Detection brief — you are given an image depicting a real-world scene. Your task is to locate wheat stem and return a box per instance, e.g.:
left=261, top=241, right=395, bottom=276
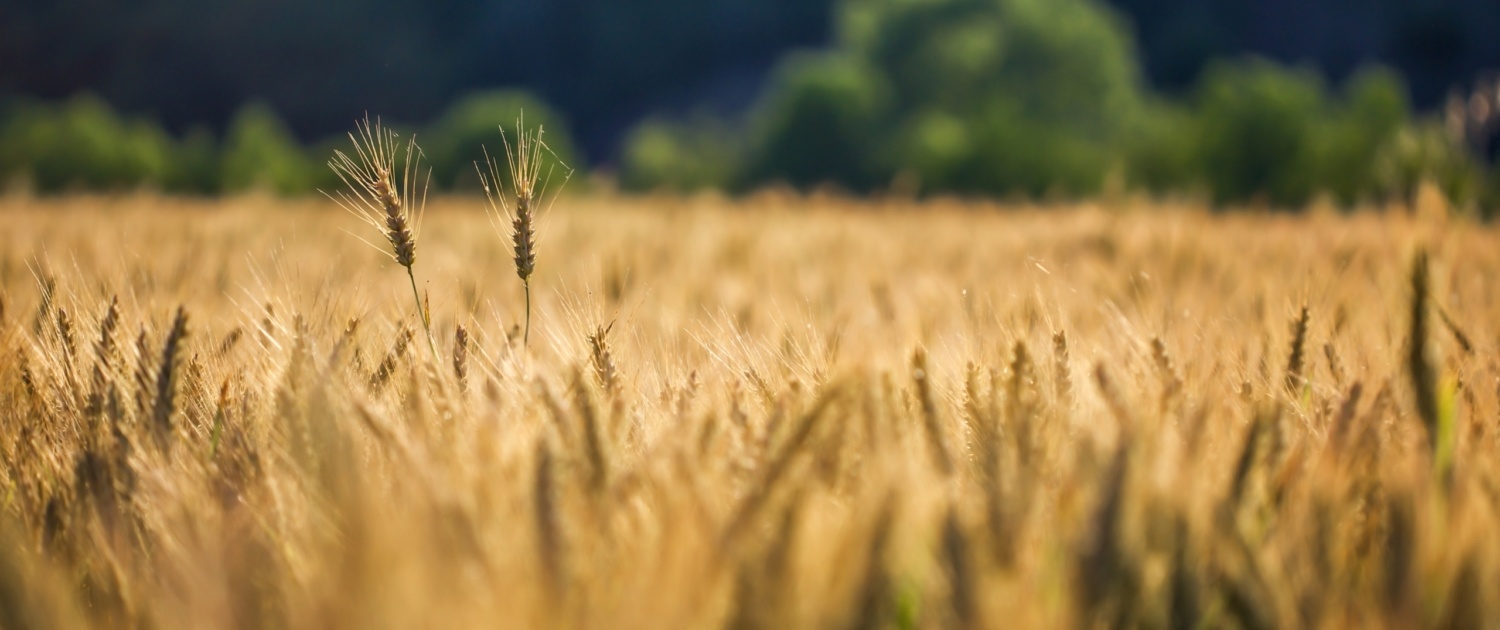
left=325, top=115, right=435, bottom=359
left=407, top=266, right=437, bottom=359
left=476, top=114, right=571, bottom=351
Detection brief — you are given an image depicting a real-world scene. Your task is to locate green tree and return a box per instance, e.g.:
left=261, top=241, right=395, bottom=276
left=619, top=116, right=742, bottom=193
left=166, top=125, right=222, bottom=195
left=744, top=53, right=893, bottom=191
left=1123, top=99, right=1200, bottom=196
left=0, top=95, right=175, bottom=192
left=220, top=103, right=315, bottom=195
left=744, top=0, right=1149, bottom=196
left=1193, top=61, right=1328, bottom=207
left=1318, top=68, right=1409, bottom=206
left=424, top=91, right=582, bottom=192
left=1372, top=124, right=1481, bottom=210
left=849, top=0, right=1143, bottom=140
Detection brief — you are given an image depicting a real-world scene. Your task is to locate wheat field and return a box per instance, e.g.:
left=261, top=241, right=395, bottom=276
left=0, top=191, right=1496, bottom=629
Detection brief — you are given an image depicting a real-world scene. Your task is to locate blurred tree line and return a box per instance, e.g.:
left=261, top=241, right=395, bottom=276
left=0, top=0, right=829, bottom=161
left=6, top=0, right=1497, bottom=146
left=1108, top=0, right=1500, bottom=108
left=0, top=91, right=576, bottom=197
left=2, top=0, right=1497, bottom=214
left=621, top=0, right=1498, bottom=214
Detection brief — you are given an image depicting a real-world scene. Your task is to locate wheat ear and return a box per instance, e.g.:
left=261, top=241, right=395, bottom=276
left=326, top=115, right=437, bottom=359
left=152, top=307, right=188, bottom=452
left=1284, top=305, right=1310, bottom=397
left=477, top=114, right=570, bottom=348
left=1407, top=250, right=1441, bottom=465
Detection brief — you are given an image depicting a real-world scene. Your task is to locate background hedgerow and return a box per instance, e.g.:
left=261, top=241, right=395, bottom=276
left=6, top=0, right=1500, bottom=215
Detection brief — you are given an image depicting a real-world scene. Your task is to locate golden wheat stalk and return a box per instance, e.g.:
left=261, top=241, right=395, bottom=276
left=85, top=296, right=120, bottom=421
left=586, top=322, right=618, bottom=396
left=912, top=348, right=955, bottom=476
left=453, top=325, right=469, bottom=393
left=477, top=114, right=570, bottom=348
left=326, top=115, right=437, bottom=359
left=1284, top=305, right=1310, bottom=398
left=152, top=306, right=188, bottom=452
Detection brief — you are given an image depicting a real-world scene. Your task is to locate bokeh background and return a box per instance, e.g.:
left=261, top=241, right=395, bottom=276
left=2, top=0, right=1499, bottom=211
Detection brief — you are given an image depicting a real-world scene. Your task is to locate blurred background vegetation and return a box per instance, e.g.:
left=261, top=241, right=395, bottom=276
left=2, top=0, right=1499, bottom=214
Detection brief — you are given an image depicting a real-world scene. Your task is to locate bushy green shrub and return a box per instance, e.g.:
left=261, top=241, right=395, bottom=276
left=0, top=96, right=316, bottom=196
left=0, top=91, right=583, bottom=197
left=852, top=0, right=1144, bottom=139
left=726, top=0, right=1439, bottom=209
left=1317, top=69, right=1409, bottom=205
left=1372, top=123, right=1482, bottom=209
left=0, top=95, right=177, bottom=192
left=0, top=3, right=1465, bottom=212
left=1192, top=61, right=1327, bottom=207
left=744, top=53, right=894, bottom=191
left=220, top=103, right=316, bottom=195
left=741, top=0, right=1148, bottom=196
left=166, top=126, right=222, bottom=194
left=1122, top=100, right=1201, bottom=196
left=619, top=116, right=742, bottom=192
left=1179, top=60, right=1418, bottom=209
left=424, top=91, right=582, bottom=192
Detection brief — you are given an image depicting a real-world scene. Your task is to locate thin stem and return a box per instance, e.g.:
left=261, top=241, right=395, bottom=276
left=408, top=266, right=438, bottom=359
left=523, top=280, right=532, bottom=348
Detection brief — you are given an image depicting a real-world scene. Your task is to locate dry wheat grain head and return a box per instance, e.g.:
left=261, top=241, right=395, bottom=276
left=477, top=114, right=572, bottom=347
left=326, top=116, right=428, bottom=270
left=326, top=115, right=437, bottom=355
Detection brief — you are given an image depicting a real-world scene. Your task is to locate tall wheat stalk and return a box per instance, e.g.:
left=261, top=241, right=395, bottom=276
left=477, top=114, right=569, bottom=348
left=327, top=115, right=437, bottom=359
